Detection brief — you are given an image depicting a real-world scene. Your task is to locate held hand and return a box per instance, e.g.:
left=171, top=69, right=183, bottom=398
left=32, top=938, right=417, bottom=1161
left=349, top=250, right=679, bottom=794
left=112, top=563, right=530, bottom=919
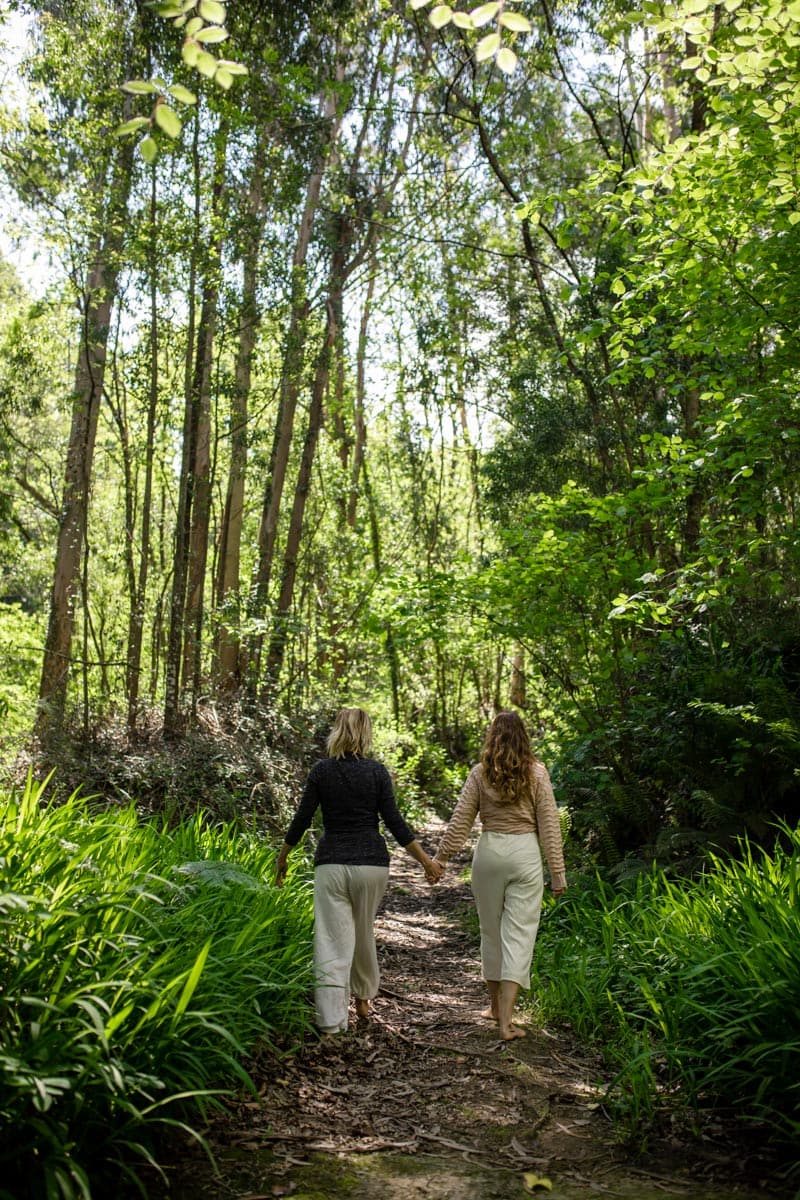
left=275, top=861, right=287, bottom=889
left=425, top=858, right=445, bottom=884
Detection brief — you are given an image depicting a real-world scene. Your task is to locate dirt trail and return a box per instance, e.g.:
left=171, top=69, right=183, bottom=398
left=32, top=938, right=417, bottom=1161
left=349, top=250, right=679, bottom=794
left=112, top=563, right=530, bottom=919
left=162, top=842, right=788, bottom=1200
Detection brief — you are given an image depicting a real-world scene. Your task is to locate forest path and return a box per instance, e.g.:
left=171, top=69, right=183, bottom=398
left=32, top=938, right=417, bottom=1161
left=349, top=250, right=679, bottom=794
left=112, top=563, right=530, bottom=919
left=164, top=835, right=780, bottom=1200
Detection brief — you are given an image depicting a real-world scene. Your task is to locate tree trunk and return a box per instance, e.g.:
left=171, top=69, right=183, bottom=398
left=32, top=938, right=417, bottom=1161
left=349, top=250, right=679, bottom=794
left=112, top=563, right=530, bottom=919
left=247, top=84, right=343, bottom=688
left=36, top=141, right=134, bottom=740
left=164, top=117, right=226, bottom=733
left=264, top=289, right=340, bottom=688
left=182, top=133, right=226, bottom=712
left=346, top=265, right=376, bottom=529
left=164, top=116, right=202, bottom=736
left=215, top=132, right=269, bottom=691
left=127, top=163, right=159, bottom=737
left=510, top=648, right=526, bottom=709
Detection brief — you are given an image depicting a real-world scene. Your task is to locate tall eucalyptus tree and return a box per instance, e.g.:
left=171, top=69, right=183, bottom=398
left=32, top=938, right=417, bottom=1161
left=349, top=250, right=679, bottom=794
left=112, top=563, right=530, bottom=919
left=1, top=1, right=150, bottom=740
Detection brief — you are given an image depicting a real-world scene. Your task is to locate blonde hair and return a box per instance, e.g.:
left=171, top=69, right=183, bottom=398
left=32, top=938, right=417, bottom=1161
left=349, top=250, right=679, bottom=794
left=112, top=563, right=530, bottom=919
left=481, top=711, right=535, bottom=806
left=326, top=707, right=373, bottom=758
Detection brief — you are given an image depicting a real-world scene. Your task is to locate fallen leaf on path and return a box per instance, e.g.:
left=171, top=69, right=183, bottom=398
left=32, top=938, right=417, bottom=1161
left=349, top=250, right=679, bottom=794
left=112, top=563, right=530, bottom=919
left=523, top=1173, right=553, bottom=1192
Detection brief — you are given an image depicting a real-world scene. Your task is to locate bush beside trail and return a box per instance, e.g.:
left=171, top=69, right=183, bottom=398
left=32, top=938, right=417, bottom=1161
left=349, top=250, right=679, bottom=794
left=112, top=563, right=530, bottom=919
left=0, top=775, right=314, bottom=1200
left=530, top=824, right=800, bottom=1168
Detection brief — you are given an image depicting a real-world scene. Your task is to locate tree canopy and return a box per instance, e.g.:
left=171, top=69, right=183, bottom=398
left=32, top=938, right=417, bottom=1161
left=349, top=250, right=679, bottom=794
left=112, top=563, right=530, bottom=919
left=0, top=0, right=799, bottom=866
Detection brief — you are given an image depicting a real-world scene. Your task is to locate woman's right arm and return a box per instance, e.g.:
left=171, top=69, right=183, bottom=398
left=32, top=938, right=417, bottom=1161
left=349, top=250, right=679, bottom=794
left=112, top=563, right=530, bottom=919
left=433, top=768, right=480, bottom=868
left=275, top=769, right=320, bottom=887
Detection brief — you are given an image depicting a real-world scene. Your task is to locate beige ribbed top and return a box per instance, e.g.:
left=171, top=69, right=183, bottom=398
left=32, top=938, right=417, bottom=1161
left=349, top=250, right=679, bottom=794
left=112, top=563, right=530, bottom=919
left=435, top=761, right=567, bottom=892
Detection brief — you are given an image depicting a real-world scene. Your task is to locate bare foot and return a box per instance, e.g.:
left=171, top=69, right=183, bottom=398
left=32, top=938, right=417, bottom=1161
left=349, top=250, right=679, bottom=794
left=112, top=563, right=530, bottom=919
left=480, top=1006, right=499, bottom=1022
left=499, top=1024, right=527, bottom=1041
left=355, top=998, right=370, bottom=1022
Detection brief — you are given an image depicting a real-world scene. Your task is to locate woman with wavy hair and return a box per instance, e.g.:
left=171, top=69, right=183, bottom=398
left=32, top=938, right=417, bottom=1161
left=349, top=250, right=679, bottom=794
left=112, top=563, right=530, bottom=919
left=433, top=711, right=566, bottom=1040
left=276, top=707, right=440, bottom=1035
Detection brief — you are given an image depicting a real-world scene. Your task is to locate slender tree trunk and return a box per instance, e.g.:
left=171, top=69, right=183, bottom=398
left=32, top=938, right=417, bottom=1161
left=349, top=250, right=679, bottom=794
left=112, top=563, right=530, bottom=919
left=215, top=132, right=269, bottom=691
left=346, top=265, right=376, bottom=529
left=265, top=288, right=340, bottom=688
left=247, top=85, right=343, bottom=688
left=36, top=142, right=135, bottom=740
left=164, top=115, right=202, bottom=736
left=127, top=163, right=159, bottom=736
left=510, top=648, right=526, bottom=708
left=182, top=122, right=227, bottom=713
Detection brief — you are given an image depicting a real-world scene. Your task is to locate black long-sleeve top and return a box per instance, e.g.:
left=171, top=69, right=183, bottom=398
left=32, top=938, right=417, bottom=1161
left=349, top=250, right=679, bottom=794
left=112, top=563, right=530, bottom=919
left=283, top=754, right=416, bottom=867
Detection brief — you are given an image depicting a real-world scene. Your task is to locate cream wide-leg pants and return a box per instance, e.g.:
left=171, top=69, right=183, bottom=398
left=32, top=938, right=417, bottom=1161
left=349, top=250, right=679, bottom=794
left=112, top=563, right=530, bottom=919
left=470, top=831, right=544, bottom=989
left=313, top=863, right=390, bottom=1033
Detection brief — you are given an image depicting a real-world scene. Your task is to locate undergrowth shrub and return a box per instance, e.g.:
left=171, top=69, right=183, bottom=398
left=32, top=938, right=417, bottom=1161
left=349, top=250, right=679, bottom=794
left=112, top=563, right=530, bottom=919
left=530, top=824, right=800, bottom=1166
left=375, top=724, right=471, bottom=822
left=0, top=602, right=43, bottom=760
left=556, top=607, right=800, bottom=872
left=0, top=775, right=314, bottom=1199
left=19, top=702, right=318, bottom=828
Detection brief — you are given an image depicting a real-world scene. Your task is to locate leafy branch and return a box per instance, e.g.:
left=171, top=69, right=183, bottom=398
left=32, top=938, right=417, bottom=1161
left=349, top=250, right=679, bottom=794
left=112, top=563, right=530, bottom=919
left=116, top=0, right=247, bottom=162
left=410, top=0, right=532, bottom=74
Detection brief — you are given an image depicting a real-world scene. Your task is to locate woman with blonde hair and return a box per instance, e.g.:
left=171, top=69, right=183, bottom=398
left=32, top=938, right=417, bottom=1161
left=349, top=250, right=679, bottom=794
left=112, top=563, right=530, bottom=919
left=433, top=711, right=566, bottom=1041
left=276, top=707, right=440, bottom=1034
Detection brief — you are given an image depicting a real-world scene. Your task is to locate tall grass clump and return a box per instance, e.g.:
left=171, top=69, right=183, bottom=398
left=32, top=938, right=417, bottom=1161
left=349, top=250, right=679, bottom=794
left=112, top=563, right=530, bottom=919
left=0, top=775, right=314, bottom=1199
left=530, top=824, right=800, bottom=1160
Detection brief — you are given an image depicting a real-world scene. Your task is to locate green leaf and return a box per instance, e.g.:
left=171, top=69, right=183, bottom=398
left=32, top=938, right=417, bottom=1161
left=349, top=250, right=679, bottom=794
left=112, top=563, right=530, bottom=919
left=195, top=25, right=229, bottom=42
left=182, top=41, right=201, bottom=66
left=195, top=50, right=218, bottom=75
left=495, top=46, right=518, bottom=72
left=174, top=939, right=212, bottom=1018
left=139, top=136, right=158, bottom=164
left=409, top=0, right=431, bottom=8
left=154, top=3, right=184, bottom=15
left=185, top=16, right=204, bottom=35
left=154, top=103, right=182, bottom=138
left=429, top=4, right=453, bottom=27
left=214, top=67, right=233, bottom=89
left=198, top=0, right=226, bottom=20
left=115, top=117, right=150, bottom=136
left=475, top=31, right=501, bottom=60
left=452, top=11, right=474, bottom=27
left=167, top=84, right=197, bottom=104
left=471, top=1, right=501, bottom=26
left=498, top=10, right=532, bottom=32
left=122, top=80, right=158, bottom=94
left=610, top=276, right=626, bottom=296
left=216, top=58, right=248, bottom=75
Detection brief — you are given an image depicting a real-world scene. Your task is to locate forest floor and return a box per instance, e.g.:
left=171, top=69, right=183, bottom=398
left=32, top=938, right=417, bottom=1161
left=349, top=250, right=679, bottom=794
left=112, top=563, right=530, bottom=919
left=156, top=832, right=793, bottom=1200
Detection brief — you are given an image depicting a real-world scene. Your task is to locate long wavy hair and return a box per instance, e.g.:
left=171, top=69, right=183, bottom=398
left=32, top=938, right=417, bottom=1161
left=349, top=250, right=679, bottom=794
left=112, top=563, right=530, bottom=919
left=481, top=711, right=536, bottom=806
left=326, top=707, right=373, bottom=758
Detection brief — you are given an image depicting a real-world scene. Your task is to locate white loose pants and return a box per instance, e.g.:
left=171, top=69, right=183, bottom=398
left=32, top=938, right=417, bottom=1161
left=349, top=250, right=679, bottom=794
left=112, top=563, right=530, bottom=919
left=313, top=864, right=389, bottom=1033
left=470, top=831, right=544, bottom=989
